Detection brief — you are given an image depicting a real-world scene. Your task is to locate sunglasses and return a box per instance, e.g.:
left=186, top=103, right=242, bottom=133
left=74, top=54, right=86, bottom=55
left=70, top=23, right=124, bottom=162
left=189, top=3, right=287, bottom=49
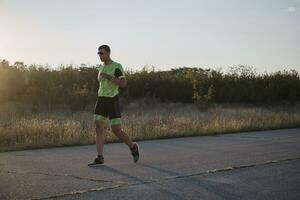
left=98, top=52, right=104, bottom=55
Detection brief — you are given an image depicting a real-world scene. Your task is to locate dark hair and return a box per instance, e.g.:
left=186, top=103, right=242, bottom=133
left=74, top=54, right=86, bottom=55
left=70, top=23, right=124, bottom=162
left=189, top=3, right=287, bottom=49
left=98, top=45, right=111, bottom=53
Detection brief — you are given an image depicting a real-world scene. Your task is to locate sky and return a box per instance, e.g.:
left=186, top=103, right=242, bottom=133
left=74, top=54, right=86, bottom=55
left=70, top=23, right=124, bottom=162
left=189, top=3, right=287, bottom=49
left=0, top=0, right=300, bottom=73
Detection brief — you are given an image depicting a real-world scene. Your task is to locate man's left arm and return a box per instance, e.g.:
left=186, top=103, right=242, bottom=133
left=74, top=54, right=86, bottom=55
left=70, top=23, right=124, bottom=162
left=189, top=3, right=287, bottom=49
left=100, top=68, right=127, bottom=88
left=109, top=76, right=127, bottom=88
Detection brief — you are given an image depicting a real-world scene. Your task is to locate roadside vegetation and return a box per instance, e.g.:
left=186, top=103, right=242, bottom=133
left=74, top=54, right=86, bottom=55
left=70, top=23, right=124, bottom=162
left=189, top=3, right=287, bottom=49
left=1, top=60, right=299, bottom=151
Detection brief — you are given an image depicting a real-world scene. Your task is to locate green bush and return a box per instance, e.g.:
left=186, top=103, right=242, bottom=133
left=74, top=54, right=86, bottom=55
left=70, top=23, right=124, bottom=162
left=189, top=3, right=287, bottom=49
left=1, top=60, right=299, bottom=110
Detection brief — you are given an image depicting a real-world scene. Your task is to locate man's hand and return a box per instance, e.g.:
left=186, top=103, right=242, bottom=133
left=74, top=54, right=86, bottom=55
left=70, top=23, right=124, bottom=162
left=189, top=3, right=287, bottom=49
left=100, top=73, right=113, bottom=81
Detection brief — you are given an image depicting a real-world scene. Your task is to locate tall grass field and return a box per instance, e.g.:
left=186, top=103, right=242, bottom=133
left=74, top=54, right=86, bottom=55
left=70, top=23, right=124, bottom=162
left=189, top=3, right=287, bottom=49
left=1, top=101, right=299, bottom=152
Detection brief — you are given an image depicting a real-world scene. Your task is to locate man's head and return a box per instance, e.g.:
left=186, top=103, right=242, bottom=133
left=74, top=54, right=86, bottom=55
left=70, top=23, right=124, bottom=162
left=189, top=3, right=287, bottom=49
left=98, top=45, right=111, bottom=62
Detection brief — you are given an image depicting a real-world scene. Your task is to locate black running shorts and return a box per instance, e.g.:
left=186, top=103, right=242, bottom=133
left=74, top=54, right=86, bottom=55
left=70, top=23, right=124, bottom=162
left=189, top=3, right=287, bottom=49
left=94, top=95, right=122, bottom=125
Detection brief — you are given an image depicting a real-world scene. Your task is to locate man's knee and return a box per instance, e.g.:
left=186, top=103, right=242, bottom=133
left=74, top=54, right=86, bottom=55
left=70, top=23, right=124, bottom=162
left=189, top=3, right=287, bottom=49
left=95, top=121, right=105, bottom=134
left=111, top=125, right=122, bottom=135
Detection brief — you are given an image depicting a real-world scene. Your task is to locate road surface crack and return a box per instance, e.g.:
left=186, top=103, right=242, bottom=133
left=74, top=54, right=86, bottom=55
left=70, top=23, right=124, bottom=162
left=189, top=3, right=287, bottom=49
left=31, top=156, right=300, bottom=200
left=0, top=170, right=129, bottom=185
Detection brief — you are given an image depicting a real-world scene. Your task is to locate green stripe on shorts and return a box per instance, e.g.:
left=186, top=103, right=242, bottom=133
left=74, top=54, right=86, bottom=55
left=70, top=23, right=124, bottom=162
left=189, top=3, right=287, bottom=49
left=94, top=114, right=108, bottom=123
left=109, top=118, right=122, bottom=126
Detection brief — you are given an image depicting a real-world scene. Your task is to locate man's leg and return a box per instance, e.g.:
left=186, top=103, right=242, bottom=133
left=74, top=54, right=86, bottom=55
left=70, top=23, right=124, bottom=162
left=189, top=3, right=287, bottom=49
left=95, top=120, right=106, bottom=156
left=111, top=124, right=134, bottom=148
left=110, top=119, right=140, bottom=163
left=111, top=124, right=140, bottom=163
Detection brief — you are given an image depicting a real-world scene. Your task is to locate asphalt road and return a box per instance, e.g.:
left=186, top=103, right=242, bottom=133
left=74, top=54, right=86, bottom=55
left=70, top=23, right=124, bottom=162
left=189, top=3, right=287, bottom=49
left=0, top=128, right=299, bottom=200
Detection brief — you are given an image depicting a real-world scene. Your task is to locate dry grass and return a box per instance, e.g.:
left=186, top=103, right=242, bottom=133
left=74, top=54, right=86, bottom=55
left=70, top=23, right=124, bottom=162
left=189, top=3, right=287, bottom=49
left=1, top=102, right=300, bottom=152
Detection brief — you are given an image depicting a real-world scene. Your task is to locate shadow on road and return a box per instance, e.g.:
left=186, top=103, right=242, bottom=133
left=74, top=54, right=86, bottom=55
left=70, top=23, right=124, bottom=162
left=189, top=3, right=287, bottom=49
left=90, top=164, right=186, bottom=200
left=137, top=163, right=238, bottom=199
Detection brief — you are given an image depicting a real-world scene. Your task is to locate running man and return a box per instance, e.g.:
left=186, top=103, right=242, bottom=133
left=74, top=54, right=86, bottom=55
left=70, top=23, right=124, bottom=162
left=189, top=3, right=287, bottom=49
left=88, top=45, right=139, bottom=166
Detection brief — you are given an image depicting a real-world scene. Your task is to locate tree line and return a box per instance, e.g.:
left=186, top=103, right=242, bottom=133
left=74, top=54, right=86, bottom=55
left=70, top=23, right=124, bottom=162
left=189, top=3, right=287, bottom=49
left=1, top=60, right=299, bottom=111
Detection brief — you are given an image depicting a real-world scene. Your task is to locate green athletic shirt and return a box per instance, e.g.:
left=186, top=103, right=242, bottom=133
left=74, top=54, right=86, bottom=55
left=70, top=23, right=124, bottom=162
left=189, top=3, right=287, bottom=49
left=97, top=61, right=126, bottom=97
